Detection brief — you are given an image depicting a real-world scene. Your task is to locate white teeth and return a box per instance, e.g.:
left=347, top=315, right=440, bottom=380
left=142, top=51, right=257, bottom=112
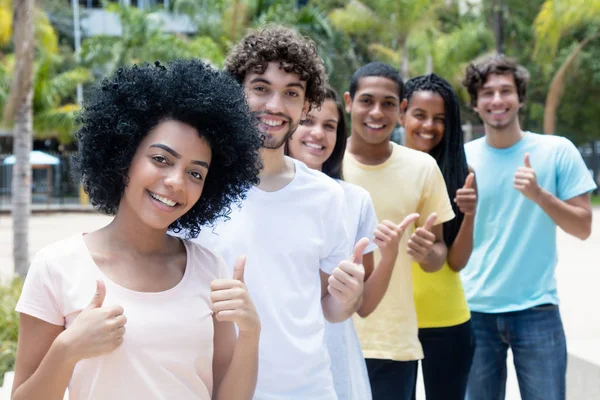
left=262, top=119, right=284, bottom=127
left=418, top=133, right=435, bottom=140
left=149, top=192, right=176, bottom=207
left=305, top=142, right=324, bottom=150
left=366, top=123, right=384, bottom=129
left=490, top=110, right=506, bottom=115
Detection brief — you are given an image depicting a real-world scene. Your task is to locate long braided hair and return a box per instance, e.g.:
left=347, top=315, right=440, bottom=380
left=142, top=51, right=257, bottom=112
left=404, top=74, right=469, bottom=247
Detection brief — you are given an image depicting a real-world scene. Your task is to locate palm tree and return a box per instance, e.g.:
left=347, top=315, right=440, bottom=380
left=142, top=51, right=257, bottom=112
left=81, top=3, right=225, bottom=74
left=329, top=0, right=443, bottom=79
left=3, top=0, right=35, bottom=277
left=533, top=0, right=600, bottom=134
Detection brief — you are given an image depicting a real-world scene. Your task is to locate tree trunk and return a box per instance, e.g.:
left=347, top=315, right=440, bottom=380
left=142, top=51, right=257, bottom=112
left=8, top=0, right=35, bottom=277
left=543, top=34, right=599, bottom=135
left=12, top=89, right=33, bottom=277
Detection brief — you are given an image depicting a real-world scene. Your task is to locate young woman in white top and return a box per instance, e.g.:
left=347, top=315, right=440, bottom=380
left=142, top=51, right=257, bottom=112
left=286, top=86, right=418, bottom=400
left=12, top=60, right=262, bottom=400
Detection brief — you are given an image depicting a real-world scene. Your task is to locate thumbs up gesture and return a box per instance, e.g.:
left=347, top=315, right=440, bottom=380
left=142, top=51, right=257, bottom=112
left=210, top=256, right=260, bottom=337
left=407, top=213, right=438, bottom=263
left=455, top=172, right=478, bottom=216
left=60, top=280, right=127, bottom=362
left=514, top=153, right=541, bottom=200
left=374, top=213, right=420, bottom=262
left=328, top=238, right=370, bottom=305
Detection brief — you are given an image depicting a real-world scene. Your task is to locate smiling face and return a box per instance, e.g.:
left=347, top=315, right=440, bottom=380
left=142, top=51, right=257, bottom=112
left=344, top=76, right=402, bottom=146
left=243, top=61, right=309, bottom=150
left=120, top=119, right=212, bottom=231
left=287, top=99, right=339, bottom=171
left=474, top=73, right=523, bottom=131
left=402, top=90, right=446, bottom=153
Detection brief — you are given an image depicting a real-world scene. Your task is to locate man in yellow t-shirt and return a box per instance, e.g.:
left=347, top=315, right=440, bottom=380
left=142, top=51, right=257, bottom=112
left=342, top=62, right=455, bottom=400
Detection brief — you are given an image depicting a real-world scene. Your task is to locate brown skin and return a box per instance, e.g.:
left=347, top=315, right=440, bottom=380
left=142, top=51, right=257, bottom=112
left=12, top=121, right=260, bottom=400
left=402, top=91, right=478, bottom=272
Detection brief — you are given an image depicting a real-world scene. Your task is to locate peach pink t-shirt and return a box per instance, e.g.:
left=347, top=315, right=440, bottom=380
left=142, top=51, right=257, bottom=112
left=16, top=234, right=229, bottom=400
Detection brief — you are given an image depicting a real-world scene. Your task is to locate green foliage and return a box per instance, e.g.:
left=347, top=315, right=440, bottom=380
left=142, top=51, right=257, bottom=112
left=81, top=3, right=225, bottom=75
left=0, top=278, right=23, bottom=388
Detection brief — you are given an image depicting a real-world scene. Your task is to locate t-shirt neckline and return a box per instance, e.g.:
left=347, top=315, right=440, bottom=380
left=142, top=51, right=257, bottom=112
left=78, top=234, right=191, bottom=298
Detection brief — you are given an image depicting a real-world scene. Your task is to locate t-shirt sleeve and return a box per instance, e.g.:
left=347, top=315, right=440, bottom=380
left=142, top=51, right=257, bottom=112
left=418, top=159, right=456, bottom=227
left=320, top=190, right=352, bottom=275
left=15, top=254, right=64, bottom=326
left=357, top=192, right=379, bottom=254
left=556, top=138, right=597, bottom=201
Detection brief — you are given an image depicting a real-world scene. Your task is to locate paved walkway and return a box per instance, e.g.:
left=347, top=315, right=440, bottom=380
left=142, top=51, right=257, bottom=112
left=1, top=209, right=599, bottom=399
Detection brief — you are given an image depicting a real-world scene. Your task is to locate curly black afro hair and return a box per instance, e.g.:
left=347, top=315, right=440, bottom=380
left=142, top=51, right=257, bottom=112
left=74, top=59, right=262, bottom=238
left=225, top=24, right=327, bottom=110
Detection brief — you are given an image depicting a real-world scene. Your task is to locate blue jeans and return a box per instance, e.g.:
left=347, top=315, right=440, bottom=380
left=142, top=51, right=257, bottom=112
left=366, top=358, right=417, bottom=400
left=466, top=304, right=567, bottom=400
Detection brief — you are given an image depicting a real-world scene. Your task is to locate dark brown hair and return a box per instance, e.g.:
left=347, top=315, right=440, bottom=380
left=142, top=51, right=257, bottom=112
left=225, top=25, right=327, bottom=110
left=463, top=55, right=530, bottom=107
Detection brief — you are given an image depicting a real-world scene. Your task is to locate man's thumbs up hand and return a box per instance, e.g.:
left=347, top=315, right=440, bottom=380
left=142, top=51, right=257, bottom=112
left=514, top=152, right=541, bottom=200
left=407, top=213, right=438, bottom=263
left=328, top=238, right=369, bottom=305
left=374, top=213, right=420, bottom=262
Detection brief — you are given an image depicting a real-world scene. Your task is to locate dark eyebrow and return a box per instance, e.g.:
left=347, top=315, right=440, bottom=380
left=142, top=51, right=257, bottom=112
left=150, top=143, right=210, bottom=168
left=249, top=77, right=306, bottom=90
left=359, top=93, right=399, bottom=101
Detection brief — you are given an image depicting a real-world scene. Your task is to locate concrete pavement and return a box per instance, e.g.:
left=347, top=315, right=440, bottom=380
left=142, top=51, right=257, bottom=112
left=1, top=209, right=599, bottom=399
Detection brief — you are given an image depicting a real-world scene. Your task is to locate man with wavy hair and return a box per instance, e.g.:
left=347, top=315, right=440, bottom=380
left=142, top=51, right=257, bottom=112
left=461, top=55, right=596, bottom=400
left=194, top=25, right=368, bottom=399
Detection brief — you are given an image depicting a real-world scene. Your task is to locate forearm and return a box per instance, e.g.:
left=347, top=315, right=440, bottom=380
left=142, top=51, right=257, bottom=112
left=322, top=292, right=361, bottom=323
left=533, top=189, right=592, bottom=239
left=418, top=241, right=447, bottom=273
left=215, top=333, right=260, bottom=400
left=12, top=334, right=76, bottom=400
left=357, top=254, right=396, bottom=317
left=447, top=215, right=474, bottom=272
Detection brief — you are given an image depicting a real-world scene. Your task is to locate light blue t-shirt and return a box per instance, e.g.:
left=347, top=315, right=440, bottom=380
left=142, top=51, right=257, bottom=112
left=462, top=132, right=597, bottom=313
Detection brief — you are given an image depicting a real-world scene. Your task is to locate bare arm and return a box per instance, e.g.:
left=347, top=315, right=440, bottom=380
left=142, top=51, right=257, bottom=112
left=447, top=215, right=474, bottom=272
left=448, top=171, right=477, bottom=272
left=212, top=320, right=259, bottom=400
left=358, top=215, right=419, bottom=318
left=514, top=154, right=592, bottom=240
left=11, top=314, right=74, bottom=400
left=357, top=251, right=395, bottom=318
left=532, top=191, right=592, bottom=240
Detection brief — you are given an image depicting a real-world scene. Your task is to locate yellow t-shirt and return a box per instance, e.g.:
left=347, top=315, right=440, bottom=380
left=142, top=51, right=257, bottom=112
left=413, top=261, right=470, bottom=328
left=344, top=143, right=455, bottom=361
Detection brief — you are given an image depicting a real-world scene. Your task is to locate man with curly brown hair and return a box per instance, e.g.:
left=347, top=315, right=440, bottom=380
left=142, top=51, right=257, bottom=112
left=461, top=55, right=596, bottom=400
left=194, top=25, right=368, bottom=399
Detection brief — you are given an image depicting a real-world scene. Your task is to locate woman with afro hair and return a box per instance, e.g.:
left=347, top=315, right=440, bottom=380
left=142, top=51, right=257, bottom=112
left=11, top=59, right=263, bottom=400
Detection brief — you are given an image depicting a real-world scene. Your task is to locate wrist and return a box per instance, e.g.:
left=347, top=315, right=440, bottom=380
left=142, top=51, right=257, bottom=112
left=55, top=331, right=80, bottom=367
left=238, top=327, right=261, bottom=341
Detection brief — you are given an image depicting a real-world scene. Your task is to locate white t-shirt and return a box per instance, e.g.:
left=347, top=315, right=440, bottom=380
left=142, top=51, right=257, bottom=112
left=195, top=158, right=350, bottom=400
left=16, top=235, right=228, bottom=400
left=325, top=180, right=377, bottom=400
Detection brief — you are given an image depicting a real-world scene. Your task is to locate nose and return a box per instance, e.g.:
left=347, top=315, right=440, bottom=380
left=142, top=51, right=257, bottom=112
left=163, top=168, right=185, bottom=192
left=492, top=90, right=502, bottom=104
left=369, top=103, right=384, bottom=119
left=265, top=92, right=284, bottom=114
left=422, top=118, right=434, bottom=130
left=310, top=125, right=325, bottom=140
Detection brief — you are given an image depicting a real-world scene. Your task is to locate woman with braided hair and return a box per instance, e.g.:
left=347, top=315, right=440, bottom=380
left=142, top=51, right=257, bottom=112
left=402, top=73, right=477, bottom=400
